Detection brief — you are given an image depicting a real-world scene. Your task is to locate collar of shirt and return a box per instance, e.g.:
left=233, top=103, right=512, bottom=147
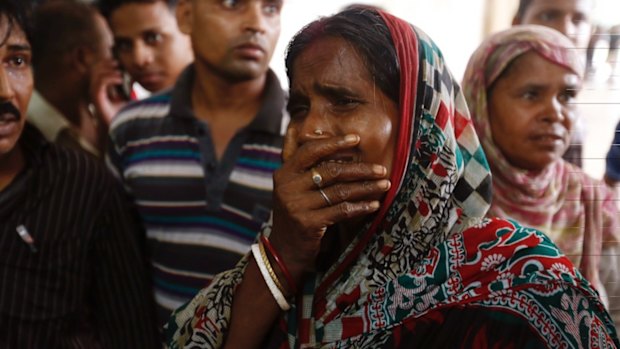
left=26, top=90, right=99, bottom=157
left=168, top=64, right=287, bottom=136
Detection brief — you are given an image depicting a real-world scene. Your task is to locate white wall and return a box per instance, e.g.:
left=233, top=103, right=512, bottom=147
left=273, top=0, right=489, bottom=87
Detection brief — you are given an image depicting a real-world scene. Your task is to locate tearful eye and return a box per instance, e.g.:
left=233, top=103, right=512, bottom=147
left=333, top=98, right=362, bottom=110
left=288, top=104, right=309, bottom=120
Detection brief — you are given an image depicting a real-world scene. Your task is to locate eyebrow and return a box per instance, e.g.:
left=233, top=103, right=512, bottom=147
left=313, top=83, right=359, bottom=98
left=7, top=43, right=31, bottom=52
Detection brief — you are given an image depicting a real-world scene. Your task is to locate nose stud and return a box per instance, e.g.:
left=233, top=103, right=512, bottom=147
left=314, top=129, right=323, bottom=136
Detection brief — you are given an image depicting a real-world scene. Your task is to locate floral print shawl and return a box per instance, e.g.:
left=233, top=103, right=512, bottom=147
left=461, top=25, right=620, bottom=292
left=166, top=13, right=618, bottom=349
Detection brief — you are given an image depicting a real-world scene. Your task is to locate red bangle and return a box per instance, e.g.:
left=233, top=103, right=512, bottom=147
left=260, top=235, right=298, bottom=295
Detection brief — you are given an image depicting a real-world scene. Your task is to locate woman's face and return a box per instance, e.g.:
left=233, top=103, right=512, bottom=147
left=287, top=36, right=399, bottom=176
left=487, top=51, right=580, bottom=172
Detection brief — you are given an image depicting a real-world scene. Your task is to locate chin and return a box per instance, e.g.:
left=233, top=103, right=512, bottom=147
left=226, top=63, right=268, bottom=81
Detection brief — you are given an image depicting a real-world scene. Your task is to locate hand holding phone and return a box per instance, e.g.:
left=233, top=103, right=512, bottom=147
left=89, top=57, right=130, bottom=126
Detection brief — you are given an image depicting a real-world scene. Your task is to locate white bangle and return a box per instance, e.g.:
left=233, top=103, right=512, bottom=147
left=251, top=244, right=291, bottom=311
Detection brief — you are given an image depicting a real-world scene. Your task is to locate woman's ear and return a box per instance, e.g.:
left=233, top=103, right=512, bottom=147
left=176, top=0, right=193, bottom=35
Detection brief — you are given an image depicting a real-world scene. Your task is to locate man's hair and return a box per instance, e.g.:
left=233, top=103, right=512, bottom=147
left=0, top=0, right=32, bottom=46
left=515, top=0, right=534, bottom=21
left=285, top=7, right=400, bottom=105
left=31, top=1, right=102, bottom=71
left=97, top=0, right=178, bottom=19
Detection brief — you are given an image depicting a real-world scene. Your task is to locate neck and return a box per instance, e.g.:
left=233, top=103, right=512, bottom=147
left=191, top=63, right=267, bottom=124
left=0, top=144, right=25, bottom=192
left=37, top=78, right=103, bottom=151
left=37, top=78, right=89, bottom=127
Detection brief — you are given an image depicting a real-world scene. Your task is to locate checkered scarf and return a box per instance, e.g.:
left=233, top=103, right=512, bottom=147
left=302, top=8, right=493, bottom=329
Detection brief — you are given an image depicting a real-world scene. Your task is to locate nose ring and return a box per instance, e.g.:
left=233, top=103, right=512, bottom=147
left=314, top=129, right=323, bottom=136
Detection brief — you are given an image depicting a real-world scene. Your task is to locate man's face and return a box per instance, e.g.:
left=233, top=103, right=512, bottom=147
left=110, top=1, right=193, bottom=92
left=177, top=0, right=282, bottom=82
left=516, top=0, right=593, bottom=50
left=0, top=17, right=33, bottom=160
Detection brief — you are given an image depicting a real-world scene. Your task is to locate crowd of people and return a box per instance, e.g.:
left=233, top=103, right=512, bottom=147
left=0, top=0, right=618, bottom=348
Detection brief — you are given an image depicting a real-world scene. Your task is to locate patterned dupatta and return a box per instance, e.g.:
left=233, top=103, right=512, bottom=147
left=166, top=13, right=618, bottom=349
left=461, top=26, right=619, bottom=287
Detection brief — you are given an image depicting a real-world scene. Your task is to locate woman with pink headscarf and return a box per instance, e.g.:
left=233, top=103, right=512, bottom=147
left=463, top=25, right=620, bottom=326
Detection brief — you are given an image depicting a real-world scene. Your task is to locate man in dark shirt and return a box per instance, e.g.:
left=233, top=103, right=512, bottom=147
left=0, top=1, right=159, bottom=347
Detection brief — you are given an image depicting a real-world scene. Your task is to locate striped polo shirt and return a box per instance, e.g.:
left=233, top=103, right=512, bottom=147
left=107, top=66, right=287, bottom=325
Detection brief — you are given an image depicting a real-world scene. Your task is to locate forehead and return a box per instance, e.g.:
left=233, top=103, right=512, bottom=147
left=291, top=37, right=370, bottom=88
left=0, top=17, right=29, bottom=49
left=504, top=51, right=580, bottom=84
left=526, top=0, right=593, bottom=13
left=110, top=1, right=174, bottom=34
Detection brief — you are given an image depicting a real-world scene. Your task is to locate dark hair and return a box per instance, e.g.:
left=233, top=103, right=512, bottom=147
left=285, top=8, right=400, bottom=105
left=31, top=1, right=102, bottom=70
left=514, top=0, right=533, bottom=21
left=341, top=3, right=385, bottom=12
left=0, top=0, right=32, bottom=47
left=97, top=0, right=177, bottom=19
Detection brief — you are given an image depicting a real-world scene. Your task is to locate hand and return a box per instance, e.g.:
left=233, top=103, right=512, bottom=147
left=269, top=129, right=391, bottom=278
left=88, top=58, right=128, bottom=126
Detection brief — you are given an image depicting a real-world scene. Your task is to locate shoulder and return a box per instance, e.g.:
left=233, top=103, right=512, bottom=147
left=109, top=90, right=173, bottom=146
left=563, top=161, right=616, bottom=200
left=460, top=217, right=577, bottom=280
left=37, top=140, right=121, bottom=199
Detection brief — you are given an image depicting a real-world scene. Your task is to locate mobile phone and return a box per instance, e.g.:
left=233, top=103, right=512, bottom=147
left=114, top=69, right=133, bottom=101
left=111, top=49, right=133, bottom=101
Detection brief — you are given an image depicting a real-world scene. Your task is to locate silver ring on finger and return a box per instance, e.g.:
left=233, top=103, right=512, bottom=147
left=311, top=168, right=323, bottom=188
left=319, top=188, right=333, bottom=206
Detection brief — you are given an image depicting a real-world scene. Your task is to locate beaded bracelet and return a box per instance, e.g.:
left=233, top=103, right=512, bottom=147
left=260, top=235, right=298, bottom=295
left=251, top=244, right=290, bottom=311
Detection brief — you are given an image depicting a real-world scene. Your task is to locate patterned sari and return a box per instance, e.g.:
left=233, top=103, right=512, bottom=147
left=166, top=12, right=618, bottom=349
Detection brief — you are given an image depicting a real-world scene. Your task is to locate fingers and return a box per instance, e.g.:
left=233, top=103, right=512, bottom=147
left=273, top=177, right=389, bottom=234
left=307, top=162, right=387, bottom=189
left=300, top=200, right=381, bottom=233
left=313, top=179, right=391, bottom=209
left=286, top=134, right=361, bottom=170
left=282, top=128, right=297, bottom=162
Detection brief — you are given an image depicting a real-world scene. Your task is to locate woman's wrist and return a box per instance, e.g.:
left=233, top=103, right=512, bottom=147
left=263, top=233, right=310, bottom=295
left=261, top=236, right=299, bottom=295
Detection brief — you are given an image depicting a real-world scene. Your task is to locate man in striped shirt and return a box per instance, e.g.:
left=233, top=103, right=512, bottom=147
left=108, top=0, right=287, bottom=325
left=0, top=1, right=159, bottom=347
